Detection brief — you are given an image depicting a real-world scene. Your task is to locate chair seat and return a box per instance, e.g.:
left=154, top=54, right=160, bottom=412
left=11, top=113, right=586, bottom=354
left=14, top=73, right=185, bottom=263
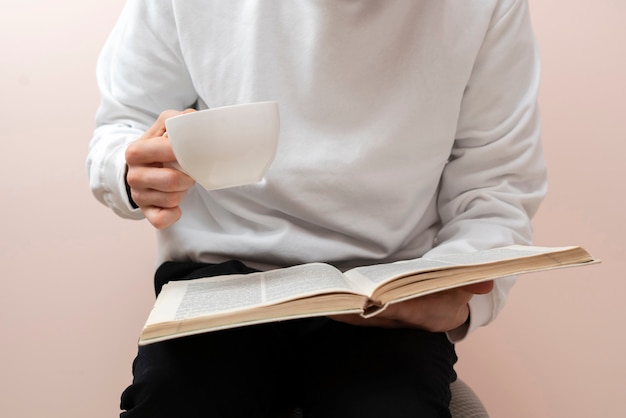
left=449, top=379, right=490, bottom=417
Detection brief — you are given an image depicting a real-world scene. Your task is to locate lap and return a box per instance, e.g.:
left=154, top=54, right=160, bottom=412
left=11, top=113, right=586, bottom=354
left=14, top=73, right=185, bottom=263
left=120, top=262, right=458, bottom=418
left=298, top=320, right=457, bottom=418
left=121, top=322, right=298, bottom=418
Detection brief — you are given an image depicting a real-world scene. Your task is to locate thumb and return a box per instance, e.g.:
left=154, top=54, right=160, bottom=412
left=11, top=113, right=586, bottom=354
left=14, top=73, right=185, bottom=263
left=143, top=108, right=198, bottom=139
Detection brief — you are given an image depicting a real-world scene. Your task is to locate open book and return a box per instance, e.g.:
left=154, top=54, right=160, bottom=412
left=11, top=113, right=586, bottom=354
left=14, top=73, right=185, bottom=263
left=139, top=245, right=597, bottom=345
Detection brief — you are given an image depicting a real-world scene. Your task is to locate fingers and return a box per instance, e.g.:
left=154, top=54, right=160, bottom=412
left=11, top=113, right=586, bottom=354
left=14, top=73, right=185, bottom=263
left=126, top=135, right=176, bottom=166
left=125, top=109, right=198, bottom=229
left=132, top=185, right=191, bottom=230
left=333, top=282, right=492, bottom=333
left=126, top=165, right=195, bottom=195
left=126, top=166, right=195, bottom=229
left=127, top=109, right=200, bottom=167
left=141, top=206, right=184, bottom=230
left=130, top=187, right=190, bottom=211
left=330, top=298, right=470, bottom=333
left=387, top=291, right=472, bottom=333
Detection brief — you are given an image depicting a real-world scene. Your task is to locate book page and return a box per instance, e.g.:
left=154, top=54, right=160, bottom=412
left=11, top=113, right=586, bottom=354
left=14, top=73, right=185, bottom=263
left=261, top=263, right=363, bottom=301
left=145, top=262, right=362, bottom=325
left=173, top=274, right=263, bottom=320
left=344, top=245, right=582, bottom=292
left=345, top=258, right=450, bottom=290
left=424, top=245, right=556, bottom=266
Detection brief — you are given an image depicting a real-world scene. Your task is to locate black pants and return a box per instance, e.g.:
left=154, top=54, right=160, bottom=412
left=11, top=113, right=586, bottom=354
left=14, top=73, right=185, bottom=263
left=120, top=261, right=458, bottom=418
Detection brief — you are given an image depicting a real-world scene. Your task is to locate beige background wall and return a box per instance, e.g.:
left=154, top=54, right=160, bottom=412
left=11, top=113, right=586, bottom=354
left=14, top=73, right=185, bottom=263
left=1, top=1, right=624, bottom=417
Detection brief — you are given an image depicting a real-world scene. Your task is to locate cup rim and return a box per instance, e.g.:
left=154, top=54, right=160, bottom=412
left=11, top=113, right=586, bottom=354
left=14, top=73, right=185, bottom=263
left=165, top=100, right=278, bottom=124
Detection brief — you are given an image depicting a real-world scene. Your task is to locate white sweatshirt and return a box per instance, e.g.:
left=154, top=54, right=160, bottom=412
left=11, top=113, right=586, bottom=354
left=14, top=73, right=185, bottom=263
left=88, top=0, right=547, bottom=340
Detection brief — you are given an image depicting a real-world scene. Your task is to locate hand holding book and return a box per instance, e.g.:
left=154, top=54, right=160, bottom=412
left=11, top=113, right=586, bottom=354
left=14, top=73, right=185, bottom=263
left=329, top=280, right=495, bottom=333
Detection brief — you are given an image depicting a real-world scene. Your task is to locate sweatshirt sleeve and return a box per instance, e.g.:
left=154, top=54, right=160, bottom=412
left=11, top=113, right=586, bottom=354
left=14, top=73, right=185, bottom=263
left=425, top=0, right=547, bottom=342
left=86, top=0, right=198, bottom=219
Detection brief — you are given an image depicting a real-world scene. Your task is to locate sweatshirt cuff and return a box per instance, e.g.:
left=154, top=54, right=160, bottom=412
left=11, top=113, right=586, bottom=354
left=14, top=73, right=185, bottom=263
left=446, top=292, right=494, bottom=343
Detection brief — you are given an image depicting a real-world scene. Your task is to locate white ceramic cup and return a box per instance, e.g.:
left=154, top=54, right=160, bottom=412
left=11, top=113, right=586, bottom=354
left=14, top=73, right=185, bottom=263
left=165, top=101, right=280, bottom=190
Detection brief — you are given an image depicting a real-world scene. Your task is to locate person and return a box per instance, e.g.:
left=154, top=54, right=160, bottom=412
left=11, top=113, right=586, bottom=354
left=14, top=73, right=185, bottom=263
left=87, top=1, right=547, bottom=417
